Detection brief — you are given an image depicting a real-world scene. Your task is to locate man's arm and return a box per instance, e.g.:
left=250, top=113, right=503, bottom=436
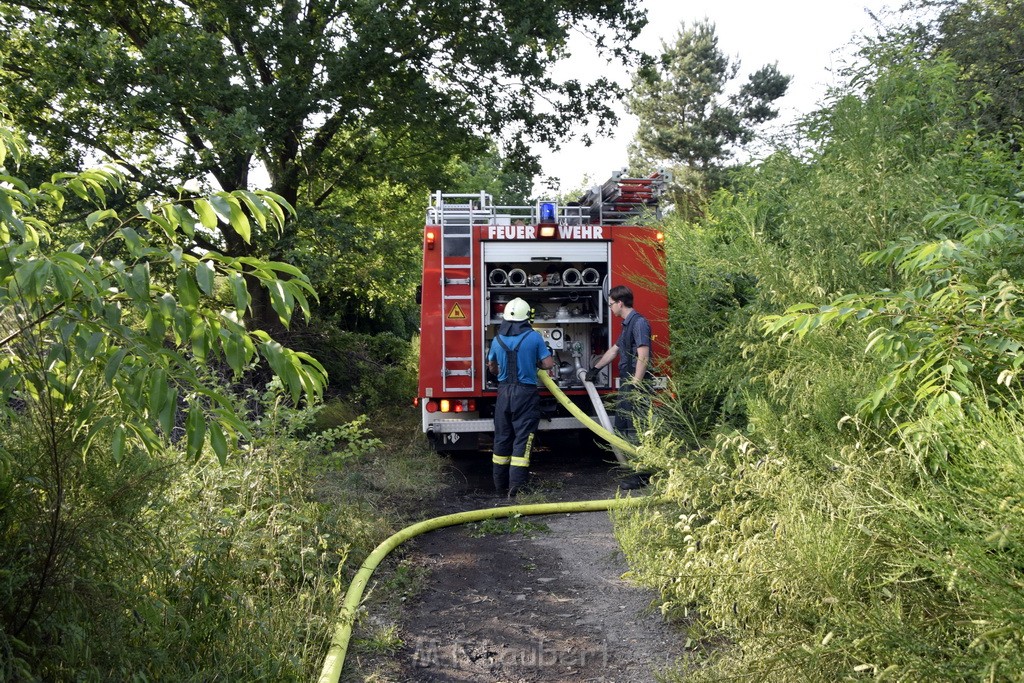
left=593, top=344, right=619, bottom=371
left=633, top=345, right=650, bottom=382
left=487, top=343, right=498, bottom=378
left=533, top=332, right=555, bottom=372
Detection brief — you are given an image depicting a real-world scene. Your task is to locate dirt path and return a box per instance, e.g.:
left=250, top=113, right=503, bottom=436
left=347, top=437, right=690, bottom=682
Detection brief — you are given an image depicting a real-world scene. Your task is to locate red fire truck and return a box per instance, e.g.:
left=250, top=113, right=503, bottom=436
left=416, top=170, right=670, bottom=452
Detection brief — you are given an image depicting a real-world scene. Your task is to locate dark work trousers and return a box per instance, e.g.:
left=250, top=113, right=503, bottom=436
left=614, top=382, right=651, bottom=443
left=492, top=382, right=541, bottom=495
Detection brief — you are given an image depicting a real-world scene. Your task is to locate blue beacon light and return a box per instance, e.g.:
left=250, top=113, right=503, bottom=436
left=539, top=202, right=556, bottom=223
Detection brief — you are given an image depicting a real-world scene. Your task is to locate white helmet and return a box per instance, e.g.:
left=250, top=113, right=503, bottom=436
left=502, top=297, right=532, bottom=321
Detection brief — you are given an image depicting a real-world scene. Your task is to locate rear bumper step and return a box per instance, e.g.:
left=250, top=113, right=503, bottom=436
left=427, top=416, right=585, bottom=433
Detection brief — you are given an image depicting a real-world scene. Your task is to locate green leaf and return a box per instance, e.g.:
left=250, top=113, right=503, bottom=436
left=83, top=331, right=105, bottom=361
left=223, top=333, right=246, bottom=374
left=158, top=292, right=176, bottom=319
left=295, top=351, right=328, bottom=379
left=104, top=348, right=128, bottom=385
left=186, top=404, right=206, bottom=460
left=149, top=215, right=173, bottom=237
left=130, top=262, right=151, bottom=302
left=87, top=208, right=118, bottom=230
left=256, top=190, right=293, bottom=224
left=229, top=272, right=248, bottom=314
left=238, top=190, right=268, bottom=230
left=194, top=198, right=218, bottom=228
left=160, top=204, right=181, bottom=236
left=171, top=306, right=193, bottom=346
left=159, top=387, right=177, bottom=437
left=119, top=227, right=143, bottom=254
left=267, top=280, right=294, bottom=325
left=261, top=340, right=287, bottom=379
left=67, top=178, right=90, bottom=201
left=148, top=368, right=169, bottom=418
left=52, top=266, right=74, bottom=299
left=208, top=194, right=233, bottom=223
left=291, top=285, right=312, bottom=321
left=196, top=260, right=215, bottom=296
left=176, top=269, right=200, bottom=310
left=191, top=319, right=208, bottom=363
left=112, top=425, right=126, bottom=464
left=30, top=260, right=51, bottom=299
left=227, top=199, right=251, bottom=243
left=267, top=260, right=305, bottom=278
left=209, top=422, right=228, bottom=465
left=177, top=204, right=197, bottom=238
left=13, top=259, right=44, bottom=300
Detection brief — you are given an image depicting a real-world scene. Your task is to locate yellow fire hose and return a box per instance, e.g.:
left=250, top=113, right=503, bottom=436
left=537, top=369, right=638, bottom=459
left=317, top=370, right=646, bottom=683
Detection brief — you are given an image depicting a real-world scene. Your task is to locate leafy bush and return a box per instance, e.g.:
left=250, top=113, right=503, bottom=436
left=292, top=328, right=418, bottom=410
left=765, top=195, right=1024, bottom=425
left=1, top=376, right=440, bottom=680
left=0, top=115, right=330, bottom=678
left=617, top=39, right=1024, bottom=682
left=0, top=115, right=438, bottom=680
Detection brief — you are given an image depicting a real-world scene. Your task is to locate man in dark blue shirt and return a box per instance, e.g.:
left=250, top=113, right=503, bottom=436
left=487, top=297, right=555, bottom=497
left=587, top=285, right=653, bottom=488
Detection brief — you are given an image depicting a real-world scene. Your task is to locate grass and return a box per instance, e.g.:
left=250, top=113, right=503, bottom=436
left=354, top=624, right=404, bottom=656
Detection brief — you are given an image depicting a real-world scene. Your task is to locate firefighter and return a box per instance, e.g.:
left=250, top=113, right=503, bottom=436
left=487, top=297, right=555, bottom=497
left=586, top=284, right=652, bottom=489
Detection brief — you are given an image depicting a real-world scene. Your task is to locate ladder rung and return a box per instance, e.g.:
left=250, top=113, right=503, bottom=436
left=445, top=356, right=473, bottom=362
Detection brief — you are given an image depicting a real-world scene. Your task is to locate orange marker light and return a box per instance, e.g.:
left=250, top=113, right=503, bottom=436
left=426, top=230, right=436, bottom=250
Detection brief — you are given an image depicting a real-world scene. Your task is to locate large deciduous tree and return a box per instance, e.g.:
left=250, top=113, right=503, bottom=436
left=627, top=19, right=790, bottom=199
left=903, top=0, right=1024, bottom=137
left=0, top=116, right=327, bottom=651
left=0, top=0, right=646, bottom=330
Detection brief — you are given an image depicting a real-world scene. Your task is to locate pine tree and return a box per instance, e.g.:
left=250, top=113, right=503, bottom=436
left=627, top=20, right=790, bottom=197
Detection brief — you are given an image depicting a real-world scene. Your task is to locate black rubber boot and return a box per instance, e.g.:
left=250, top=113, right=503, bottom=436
left=493, top=463, right=510, bottom=494
left=508, top=466, right=530, bottom=497
left=618, top=472, right=650, bottom=490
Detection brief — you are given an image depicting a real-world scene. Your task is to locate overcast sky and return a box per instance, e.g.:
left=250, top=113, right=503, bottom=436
left=533, top=0, right=897, bottom=195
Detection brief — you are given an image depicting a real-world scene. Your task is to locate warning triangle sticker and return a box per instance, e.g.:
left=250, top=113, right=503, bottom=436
left=447, top=303, right=466, bottom=319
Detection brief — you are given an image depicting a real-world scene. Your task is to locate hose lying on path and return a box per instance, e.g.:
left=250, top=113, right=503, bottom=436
left=317, top=369, right=647, bottom=683
left=316, top=496, right=650, bottom=683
